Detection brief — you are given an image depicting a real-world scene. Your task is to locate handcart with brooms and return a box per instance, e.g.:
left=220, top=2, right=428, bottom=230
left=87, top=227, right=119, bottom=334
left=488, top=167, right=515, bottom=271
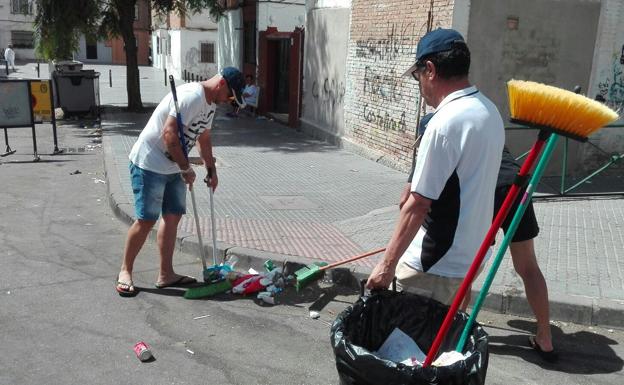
left=330, top=80, right=619, bottom=384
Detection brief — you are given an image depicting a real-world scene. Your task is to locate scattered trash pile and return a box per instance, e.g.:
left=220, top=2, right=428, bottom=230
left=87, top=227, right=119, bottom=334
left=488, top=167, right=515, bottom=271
left=184, top=257, right=298, bottom=304
left=231, top=262, right=289, bottom=305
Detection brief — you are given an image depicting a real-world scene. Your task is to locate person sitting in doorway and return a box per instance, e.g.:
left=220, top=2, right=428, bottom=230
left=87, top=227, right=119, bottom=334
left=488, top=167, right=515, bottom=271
left=226, top=74, right=258, bottom=117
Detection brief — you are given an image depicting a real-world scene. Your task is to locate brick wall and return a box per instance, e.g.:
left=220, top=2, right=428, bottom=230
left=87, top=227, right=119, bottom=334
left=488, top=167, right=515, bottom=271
left=344, top=0, right=455, bottom=170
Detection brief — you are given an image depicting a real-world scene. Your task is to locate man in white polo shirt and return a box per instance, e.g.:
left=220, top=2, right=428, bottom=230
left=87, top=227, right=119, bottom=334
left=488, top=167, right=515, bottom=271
left=366, top=28, right=504, bottom=305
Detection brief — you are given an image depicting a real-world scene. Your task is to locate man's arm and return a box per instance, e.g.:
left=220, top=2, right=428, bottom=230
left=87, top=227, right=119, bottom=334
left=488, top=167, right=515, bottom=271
left=162, top=115, right=195, bottom=184
left=196, top=129, right=218, bottom=190
left=366, top=192, right=431, bottom=289
left=399, top=183, right=411, bottom=209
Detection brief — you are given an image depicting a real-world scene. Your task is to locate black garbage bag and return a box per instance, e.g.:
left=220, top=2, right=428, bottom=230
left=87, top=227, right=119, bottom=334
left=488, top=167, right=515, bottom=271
left=331, top=289, right=488, bottom=385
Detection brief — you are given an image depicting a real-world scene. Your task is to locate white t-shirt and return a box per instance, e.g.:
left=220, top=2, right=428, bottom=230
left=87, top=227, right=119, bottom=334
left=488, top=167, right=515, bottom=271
left=243, top=84, right=258, bottom=105
left=401, top=86, right=504, bottom=278
left=4, top=48, right=15, bottom=62
left=129, top=82, right=216, bottom=174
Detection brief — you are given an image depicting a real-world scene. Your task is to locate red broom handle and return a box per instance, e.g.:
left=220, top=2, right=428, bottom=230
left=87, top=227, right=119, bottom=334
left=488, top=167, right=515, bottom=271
left=320, top=248, right=386, bottom=271
left=423, top=136, right=548, bottom=367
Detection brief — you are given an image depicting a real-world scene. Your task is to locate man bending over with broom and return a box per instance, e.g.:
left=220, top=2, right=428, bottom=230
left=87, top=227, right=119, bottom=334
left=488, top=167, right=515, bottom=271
left=115, top=67, right=245, bottom=297
left=366, top=29, right=505, bottom=306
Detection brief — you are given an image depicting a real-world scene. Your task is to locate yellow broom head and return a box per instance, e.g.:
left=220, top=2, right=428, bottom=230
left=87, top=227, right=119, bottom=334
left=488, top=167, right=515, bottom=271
left=507, top=79, right=619, bottom=140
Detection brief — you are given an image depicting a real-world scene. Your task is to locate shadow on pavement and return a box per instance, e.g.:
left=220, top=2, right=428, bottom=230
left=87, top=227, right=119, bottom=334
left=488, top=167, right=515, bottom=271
left=101, top=102, right=340, bottom=154
left=212, top=119, right=340, bottom=155
left=133, top=270, right=360, bottom=313
left=488, top=319, right=623, bottom=374
left=132, top=286, right=186, bottom=297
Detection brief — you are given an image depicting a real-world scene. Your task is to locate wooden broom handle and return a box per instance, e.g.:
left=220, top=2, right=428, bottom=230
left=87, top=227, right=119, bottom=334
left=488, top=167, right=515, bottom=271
left=319, top=248, right=386, bottom=271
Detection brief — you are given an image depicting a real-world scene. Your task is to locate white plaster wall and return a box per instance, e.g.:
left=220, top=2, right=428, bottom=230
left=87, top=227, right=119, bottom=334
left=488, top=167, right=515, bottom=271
left=154, top=25, right=219, bottom=80
left=152, top=29, right=171, bottom=70
left=217, top=9, right=243, bottom=71
left=583, top=0, right=624, bottom=170
left=180, top=29, right=219, bottom=79
left=588, top=0, right=624, bottom=111
left=306, top=0, right=351, bottom=11
left=73, top=36, right=113, bottom=63
left=301, top=1, right=350, bottom=137
left=167, top=30, right=182, bottom=79
left=452, top=0, right=471, bottom=38
left=151, top=33, right=163, bottom=69
left=258, top=0, right=306, bottom=32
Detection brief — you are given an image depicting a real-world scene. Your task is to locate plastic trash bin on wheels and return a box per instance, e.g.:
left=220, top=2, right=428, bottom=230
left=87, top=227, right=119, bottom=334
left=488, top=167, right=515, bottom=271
left=331, top=288, right=489, bottom=385
left=52, top=60, right=100, bottom=120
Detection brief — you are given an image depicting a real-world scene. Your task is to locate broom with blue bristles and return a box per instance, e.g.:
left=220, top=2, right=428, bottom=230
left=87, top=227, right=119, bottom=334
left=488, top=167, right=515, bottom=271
left=423, top=80, right=619, bottom=367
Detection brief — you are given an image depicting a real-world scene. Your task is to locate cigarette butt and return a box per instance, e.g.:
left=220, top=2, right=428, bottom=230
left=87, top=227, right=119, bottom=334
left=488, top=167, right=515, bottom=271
left=193, top=315, right=211, bottom=320
left=186, top=349, right=195, bottom=355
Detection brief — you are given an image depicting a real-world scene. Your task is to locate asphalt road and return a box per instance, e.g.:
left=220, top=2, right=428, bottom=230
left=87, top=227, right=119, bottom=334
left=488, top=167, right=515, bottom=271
left=1, top=122, right=623, bottom=384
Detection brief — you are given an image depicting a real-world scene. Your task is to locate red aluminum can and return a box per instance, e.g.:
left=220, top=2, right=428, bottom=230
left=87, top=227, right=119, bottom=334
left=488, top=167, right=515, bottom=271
left=133, top=341, right=153, bottom=362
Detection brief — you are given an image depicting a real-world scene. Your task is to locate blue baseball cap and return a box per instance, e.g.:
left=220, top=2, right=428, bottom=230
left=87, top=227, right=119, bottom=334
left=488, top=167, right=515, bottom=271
left=403, top=28, right=466, bottom=77
left=221, top=66, right=246, bottom=107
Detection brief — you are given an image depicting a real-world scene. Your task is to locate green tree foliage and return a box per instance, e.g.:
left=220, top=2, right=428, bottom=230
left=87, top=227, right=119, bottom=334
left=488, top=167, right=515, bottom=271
left=35, top=0, right=224, bottom=111
left=34, top=0, right=100, bottom=60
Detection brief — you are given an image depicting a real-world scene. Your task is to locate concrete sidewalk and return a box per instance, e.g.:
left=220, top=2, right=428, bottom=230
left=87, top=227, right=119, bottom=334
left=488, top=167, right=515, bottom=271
left=12, top=62, right=622, bottom=328
left=102, top=107, right=624, bottom=329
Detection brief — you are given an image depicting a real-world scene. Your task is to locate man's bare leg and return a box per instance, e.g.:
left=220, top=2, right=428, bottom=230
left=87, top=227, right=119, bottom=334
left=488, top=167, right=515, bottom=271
left=510, top=238, right=553, bottom=352
left=118, top=219, right=157, bottom=291
left=156, top=213, right=183, bottom=285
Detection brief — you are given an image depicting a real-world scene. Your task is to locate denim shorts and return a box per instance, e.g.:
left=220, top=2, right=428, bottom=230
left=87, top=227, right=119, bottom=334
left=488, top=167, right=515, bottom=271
left=129, top=162, right=186, bottom=221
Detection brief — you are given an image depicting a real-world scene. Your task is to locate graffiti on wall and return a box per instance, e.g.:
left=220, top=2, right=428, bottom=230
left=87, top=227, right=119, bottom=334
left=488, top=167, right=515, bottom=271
left=353, top=21, right=420, bottom=133
left=596, top=53, right=624, bottom=111
left=355, top=21, right=417, bottom=62
left=363, top=104, right=407, bottom=133
left=312, top=77, right=346, bottom=106
left=183, top=47, right=215, bottom=79
left=363, top=66, right=402, bottom=102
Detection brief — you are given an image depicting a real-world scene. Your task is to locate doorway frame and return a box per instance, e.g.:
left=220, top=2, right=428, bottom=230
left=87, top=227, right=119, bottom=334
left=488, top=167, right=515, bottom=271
left=258, top=26, right=303, bottom=128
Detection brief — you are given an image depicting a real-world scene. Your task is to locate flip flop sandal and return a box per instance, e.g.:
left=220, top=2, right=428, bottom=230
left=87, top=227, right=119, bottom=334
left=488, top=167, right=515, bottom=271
left=154, top=275, right=197, bottom=289
left=116, top=280, right=137, bottom=297
left=528, top=335, right=558, bottom=363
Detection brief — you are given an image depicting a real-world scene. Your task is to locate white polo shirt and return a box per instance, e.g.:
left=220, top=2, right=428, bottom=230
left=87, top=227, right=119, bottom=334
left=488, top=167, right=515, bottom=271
left=129, top=82, right=216, bottom=174
left=401, top=86, right=504, bottom=278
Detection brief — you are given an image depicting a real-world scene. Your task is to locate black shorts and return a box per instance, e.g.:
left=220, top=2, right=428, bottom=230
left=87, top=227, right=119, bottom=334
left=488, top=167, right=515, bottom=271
left=494, top=185, right=539, bottom=242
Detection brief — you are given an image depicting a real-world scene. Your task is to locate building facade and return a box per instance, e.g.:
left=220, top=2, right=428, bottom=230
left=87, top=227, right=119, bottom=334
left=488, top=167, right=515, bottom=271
left=152, top=5, right=220, bottom=80
left=303, top=0, right=623, bottom=175
left=74, top=0, right=151, bottom=65
left=256, top=0, right=306, bottom=127
left=216, top=0, right=306, bottom=127
left=0, top=0, right=37, bottom=61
